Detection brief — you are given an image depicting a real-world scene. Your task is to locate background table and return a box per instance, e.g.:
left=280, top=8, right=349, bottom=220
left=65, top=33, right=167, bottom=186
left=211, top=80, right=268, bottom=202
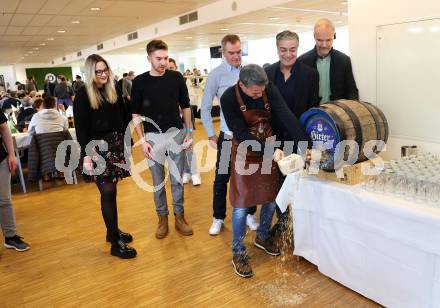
left=11, top=128, right=77, bottom=193
left=13, top=128, right=76, bottom=150
left=276, top=174, right=440, bottom=308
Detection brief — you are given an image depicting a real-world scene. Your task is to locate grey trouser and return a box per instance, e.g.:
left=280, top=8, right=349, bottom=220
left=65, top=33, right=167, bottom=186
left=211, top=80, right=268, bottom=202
left=0, top=159, right=17, bottom=238
left=147, top=129, right=185, bottom=216
left=183, top=150, right=198, bottom=175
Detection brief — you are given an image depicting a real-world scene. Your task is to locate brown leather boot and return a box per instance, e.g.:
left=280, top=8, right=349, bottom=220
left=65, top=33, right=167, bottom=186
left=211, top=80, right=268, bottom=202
left=155, top=214, right=169, bottom=239
left=175, top=213, right=193, bottom=236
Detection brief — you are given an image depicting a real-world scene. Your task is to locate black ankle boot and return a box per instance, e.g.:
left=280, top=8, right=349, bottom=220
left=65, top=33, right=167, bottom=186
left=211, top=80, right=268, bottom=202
left=110, top=240, right=137, bottom=259
left=106, top=229, right=133, bottom=243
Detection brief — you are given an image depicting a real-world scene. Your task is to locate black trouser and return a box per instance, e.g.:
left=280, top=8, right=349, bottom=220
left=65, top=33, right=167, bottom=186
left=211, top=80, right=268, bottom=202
left=96, top=181, right=119, bottom=244
left=213, top=132, right=256, bottom=219
left=271, top=174, right=290, bottom=236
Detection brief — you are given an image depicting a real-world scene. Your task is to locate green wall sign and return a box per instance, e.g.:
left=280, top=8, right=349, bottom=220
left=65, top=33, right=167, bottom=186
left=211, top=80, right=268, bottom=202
left=25, top=67, right=73, bottom=90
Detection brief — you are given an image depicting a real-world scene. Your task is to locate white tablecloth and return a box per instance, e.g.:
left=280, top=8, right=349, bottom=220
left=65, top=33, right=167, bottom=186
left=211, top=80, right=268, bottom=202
left=13, top=128, right=76, bottom=149
left=276, top=175, right=440, bottom=308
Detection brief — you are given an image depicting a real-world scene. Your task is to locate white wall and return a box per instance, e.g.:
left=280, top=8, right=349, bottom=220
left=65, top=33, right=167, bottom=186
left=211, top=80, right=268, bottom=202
left=349, top=0, right=440, bottom=159
left=14, top=63, right=50, bottom=84
left=53, top=0, right=293, bottom=66
left=171, top=27, right=349, bottom=72
left=0, top=65, right=16, bottom=90
left=175, top=48, right=212, bottom=72
left=101, top=54, right=150, bottom=77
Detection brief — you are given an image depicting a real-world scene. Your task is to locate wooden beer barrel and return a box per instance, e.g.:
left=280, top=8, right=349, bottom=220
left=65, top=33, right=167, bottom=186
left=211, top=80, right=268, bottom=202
left=299, top=100, right=389, bottom=171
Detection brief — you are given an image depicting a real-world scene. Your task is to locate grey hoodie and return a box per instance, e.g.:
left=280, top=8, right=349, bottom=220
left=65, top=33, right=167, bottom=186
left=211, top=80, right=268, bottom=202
left=28, top=109, right=68, bottom=135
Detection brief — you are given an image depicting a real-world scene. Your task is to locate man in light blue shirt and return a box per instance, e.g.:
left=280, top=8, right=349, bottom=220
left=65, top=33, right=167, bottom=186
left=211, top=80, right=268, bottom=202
left=201, top=34, right=258, bottom=235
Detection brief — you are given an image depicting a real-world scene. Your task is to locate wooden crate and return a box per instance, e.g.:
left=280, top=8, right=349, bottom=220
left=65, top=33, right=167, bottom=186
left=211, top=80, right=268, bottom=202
left=311, top=159, right=380, bottom=185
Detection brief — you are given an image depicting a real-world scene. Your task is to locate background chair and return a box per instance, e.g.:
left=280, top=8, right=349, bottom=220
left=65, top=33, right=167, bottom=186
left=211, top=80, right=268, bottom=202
left=28, top=130, right=77, bottom=191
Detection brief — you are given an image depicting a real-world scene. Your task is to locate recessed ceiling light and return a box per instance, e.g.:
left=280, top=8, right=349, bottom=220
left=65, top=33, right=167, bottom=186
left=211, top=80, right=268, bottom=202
left=209, top=42, right=216, bottom=45
left=33, top=47, right=39, bottom=50
left=28, top=51, right=33, bottom=54
left=185, top=36, right=193, bottom=39
left=408, top=27, right=424, bottom=33
left=71, top=20, right=80, bottom=24
left=57, top=30, right=66, bottom=33
left=90, top=7, right=101, bottom=11
left=47, top=37, right=54, bottom=41
left=24, top=54, right=28, bottom=57
left=40, top=43, right=46, bottom=46
left=269, top=17, right=281, bottom=20
left=220, top=28, right=229, bottom=31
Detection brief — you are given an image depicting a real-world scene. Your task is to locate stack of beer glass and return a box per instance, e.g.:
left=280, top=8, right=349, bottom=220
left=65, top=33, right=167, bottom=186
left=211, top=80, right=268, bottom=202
left=364, top=153, right=440, bottom=207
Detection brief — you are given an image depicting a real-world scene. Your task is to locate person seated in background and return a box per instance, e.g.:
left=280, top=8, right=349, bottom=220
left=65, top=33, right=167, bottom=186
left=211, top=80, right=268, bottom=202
left=28, top=91, right=37, bottom=100
left=1, top=91, right=20, bottom=109
left=16, top=96, right=36, bottom=132
left=0, top=91, right=9, bottom=107
left=17, top=91, right=26, bottom=105
left=33, top=98, right=43, bottom=112
left=27, top=96, right=68, bottom=135
left=15, top=81, right=25, bottom=91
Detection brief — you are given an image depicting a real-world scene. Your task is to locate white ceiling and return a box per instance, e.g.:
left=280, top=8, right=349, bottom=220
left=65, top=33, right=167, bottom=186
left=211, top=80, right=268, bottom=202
left=0, top=0, right=219, bottom=64
left=0, top=0, right=347, bottom=65
left=142, top=0, right=348, bottom=53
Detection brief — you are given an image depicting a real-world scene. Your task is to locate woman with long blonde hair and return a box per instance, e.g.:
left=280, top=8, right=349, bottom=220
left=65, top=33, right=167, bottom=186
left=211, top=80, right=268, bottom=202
left=73, top=54, right=136, bottom=259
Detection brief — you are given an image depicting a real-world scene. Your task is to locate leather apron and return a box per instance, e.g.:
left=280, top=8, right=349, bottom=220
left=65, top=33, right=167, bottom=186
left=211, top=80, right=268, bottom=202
left=229, top=83, right=279, bottom=208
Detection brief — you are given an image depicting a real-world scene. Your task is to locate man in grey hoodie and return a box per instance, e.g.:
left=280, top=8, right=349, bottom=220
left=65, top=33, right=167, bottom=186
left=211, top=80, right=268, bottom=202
left=27, top=96, right=68, bottom=135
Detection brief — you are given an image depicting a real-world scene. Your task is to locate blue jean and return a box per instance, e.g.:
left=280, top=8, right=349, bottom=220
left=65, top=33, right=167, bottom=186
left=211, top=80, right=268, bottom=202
left=213, top=132, right=256, bottom=219
left=231, top=202, right=276, bottom=255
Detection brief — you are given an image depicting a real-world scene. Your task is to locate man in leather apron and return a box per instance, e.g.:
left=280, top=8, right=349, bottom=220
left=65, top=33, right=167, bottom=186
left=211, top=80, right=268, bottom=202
left=221, top=64, right=307, bottom=278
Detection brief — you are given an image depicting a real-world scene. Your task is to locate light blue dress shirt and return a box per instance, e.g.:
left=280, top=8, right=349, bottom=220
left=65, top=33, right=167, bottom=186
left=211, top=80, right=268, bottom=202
left=201, top=61, right=241, bottom=137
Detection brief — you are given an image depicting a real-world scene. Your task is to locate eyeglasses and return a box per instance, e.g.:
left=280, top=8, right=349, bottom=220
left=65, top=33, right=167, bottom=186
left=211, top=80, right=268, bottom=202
left=95, top=68, right=109, bottom=76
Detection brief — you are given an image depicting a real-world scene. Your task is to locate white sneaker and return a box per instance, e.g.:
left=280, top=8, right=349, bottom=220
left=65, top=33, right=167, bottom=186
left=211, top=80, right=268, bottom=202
left=209, top=218, right=224, bottom=235
left=191, top=173, right=201, bottom=186
left=182, top=173, right=191, bottom=184
left=246, top=214, right=259, bottom=231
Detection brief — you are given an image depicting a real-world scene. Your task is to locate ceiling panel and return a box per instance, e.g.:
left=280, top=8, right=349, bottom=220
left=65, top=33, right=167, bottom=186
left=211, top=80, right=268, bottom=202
left=38, top=27, right=59, bottom=35
left=22, top=27, right=43, bottom=36
left=1, top=0, right=21, bottom=13
left=0, top=41, right=27, bottom=47
left=24, top=41, right=39, bottom=46
left=0, top=14, right=13, bottom=26
left=1, top=35, right=33, bottom=42
left=9, top=14, right=34, bottom=27
left=0, top=0, right=347, bottom=65
left=39, top=0, right=72, bottom=15
left=16, top=0, right=47, bottom=14
left=29, top=15, right=54, bottom=26
left=46, top=15, right=75, bottom=26
left=5, top=26, right=24, bottom=35
left=61, top=0, right=95, bottom=15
